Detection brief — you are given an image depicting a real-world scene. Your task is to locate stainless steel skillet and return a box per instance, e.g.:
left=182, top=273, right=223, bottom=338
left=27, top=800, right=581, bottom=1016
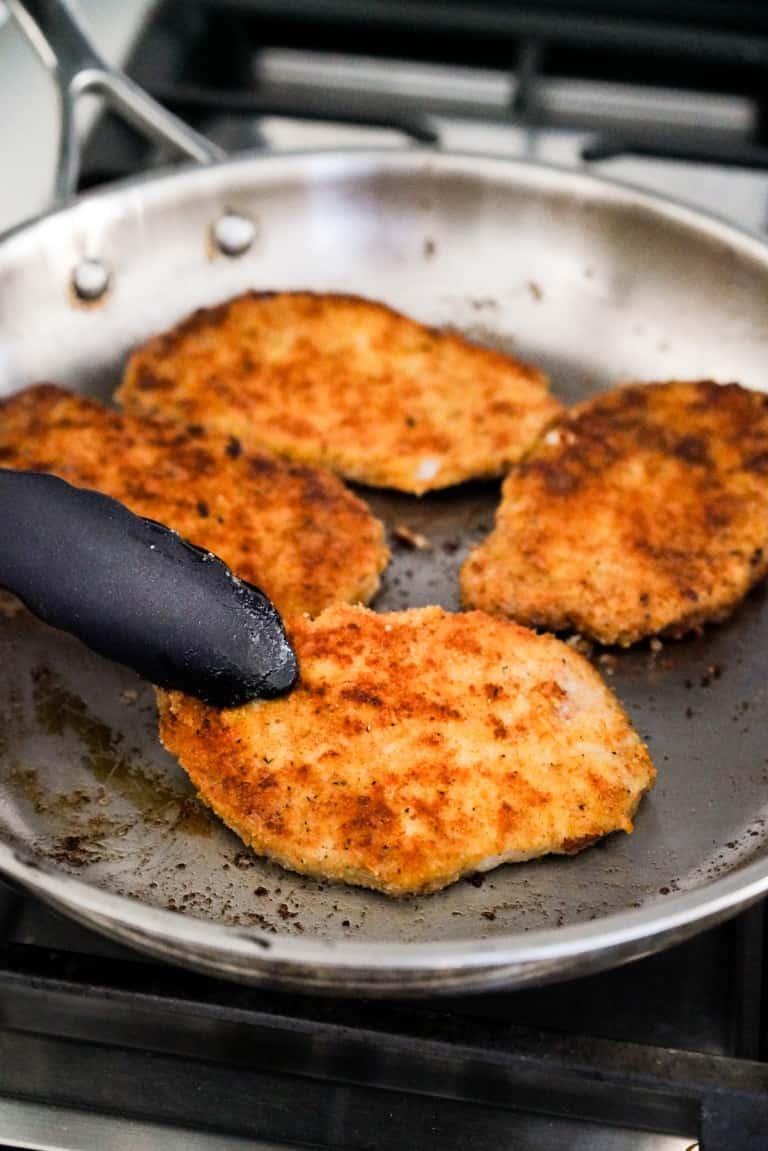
left=1, top=0, right=768, bottom=996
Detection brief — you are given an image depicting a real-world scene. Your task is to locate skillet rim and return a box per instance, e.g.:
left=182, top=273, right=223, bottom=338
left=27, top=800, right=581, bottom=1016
left=1, top=145, right=768, bottom=992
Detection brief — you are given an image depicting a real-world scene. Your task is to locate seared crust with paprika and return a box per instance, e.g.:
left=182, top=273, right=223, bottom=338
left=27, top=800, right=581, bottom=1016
left=0, top=385, right=388, bottom=617
left=117, top=291, right=560, bottom=494
left=157, top=604, right=654, bottom=896
left=461, top=380, right=768, bottom=645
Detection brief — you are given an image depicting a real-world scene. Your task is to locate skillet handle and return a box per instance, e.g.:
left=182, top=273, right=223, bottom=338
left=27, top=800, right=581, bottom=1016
left=6, top=0, right=225, bottom=202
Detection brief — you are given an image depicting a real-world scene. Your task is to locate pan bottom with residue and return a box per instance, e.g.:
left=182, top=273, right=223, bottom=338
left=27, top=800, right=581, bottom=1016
left=1, top=484, right=767, bottom=957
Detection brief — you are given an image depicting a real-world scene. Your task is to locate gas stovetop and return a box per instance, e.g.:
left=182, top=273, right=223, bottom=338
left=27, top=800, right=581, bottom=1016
left=0, top=877, right=766, bottom=1150
left=3, top=3, right=768, bottom=1149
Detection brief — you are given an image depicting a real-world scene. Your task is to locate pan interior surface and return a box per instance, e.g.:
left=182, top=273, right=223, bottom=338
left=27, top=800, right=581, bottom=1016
left=0, top=151, right=768, bottom=989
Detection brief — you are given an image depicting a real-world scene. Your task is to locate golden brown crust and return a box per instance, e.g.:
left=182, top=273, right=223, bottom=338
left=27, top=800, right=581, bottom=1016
left=461, top=380, right=768, bottom=645
left=0, top=385, right=388, bottom=617
left=157, top=605, right=654, bottom=896
left=117, top=291, right=561, bottom=494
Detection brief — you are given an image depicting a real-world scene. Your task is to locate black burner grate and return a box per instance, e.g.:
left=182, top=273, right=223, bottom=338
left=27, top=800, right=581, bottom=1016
left=1, top=880, right=767, bottom=1147
left=78, top=0, right=768, bottom=191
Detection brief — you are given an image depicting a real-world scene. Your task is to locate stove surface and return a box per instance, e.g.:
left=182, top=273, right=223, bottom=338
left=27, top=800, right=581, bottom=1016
left=0, top=877, right=765, bottom=1149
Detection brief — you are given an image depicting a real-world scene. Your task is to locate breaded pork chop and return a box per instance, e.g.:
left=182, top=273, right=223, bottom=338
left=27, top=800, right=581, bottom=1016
left=461, top=380, right=768, bottom=646
left=117, top=292, right=561, bottom=495
left=157, top=604, right=654, bottom=896
left=0, top=385, right=388, bottom=618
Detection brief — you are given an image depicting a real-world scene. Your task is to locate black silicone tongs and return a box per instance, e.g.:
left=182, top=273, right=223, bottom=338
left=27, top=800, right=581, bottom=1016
left=0, top=469, right=298, bottom=707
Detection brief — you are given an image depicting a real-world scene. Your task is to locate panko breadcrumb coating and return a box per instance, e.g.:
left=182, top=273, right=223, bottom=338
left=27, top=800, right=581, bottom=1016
left=157, top=604, right=654, bottom=896
left=461, top=380, right=768, bottom=645
left=117, top=291, right=561, bottom=494
left=0, top=384, right=388, bottom=618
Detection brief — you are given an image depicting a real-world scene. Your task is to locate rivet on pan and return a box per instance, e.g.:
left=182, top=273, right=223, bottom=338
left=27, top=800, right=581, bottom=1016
left=72, top=258, right=110, bottom=302
left=213, top=211, right=256, bottom=257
